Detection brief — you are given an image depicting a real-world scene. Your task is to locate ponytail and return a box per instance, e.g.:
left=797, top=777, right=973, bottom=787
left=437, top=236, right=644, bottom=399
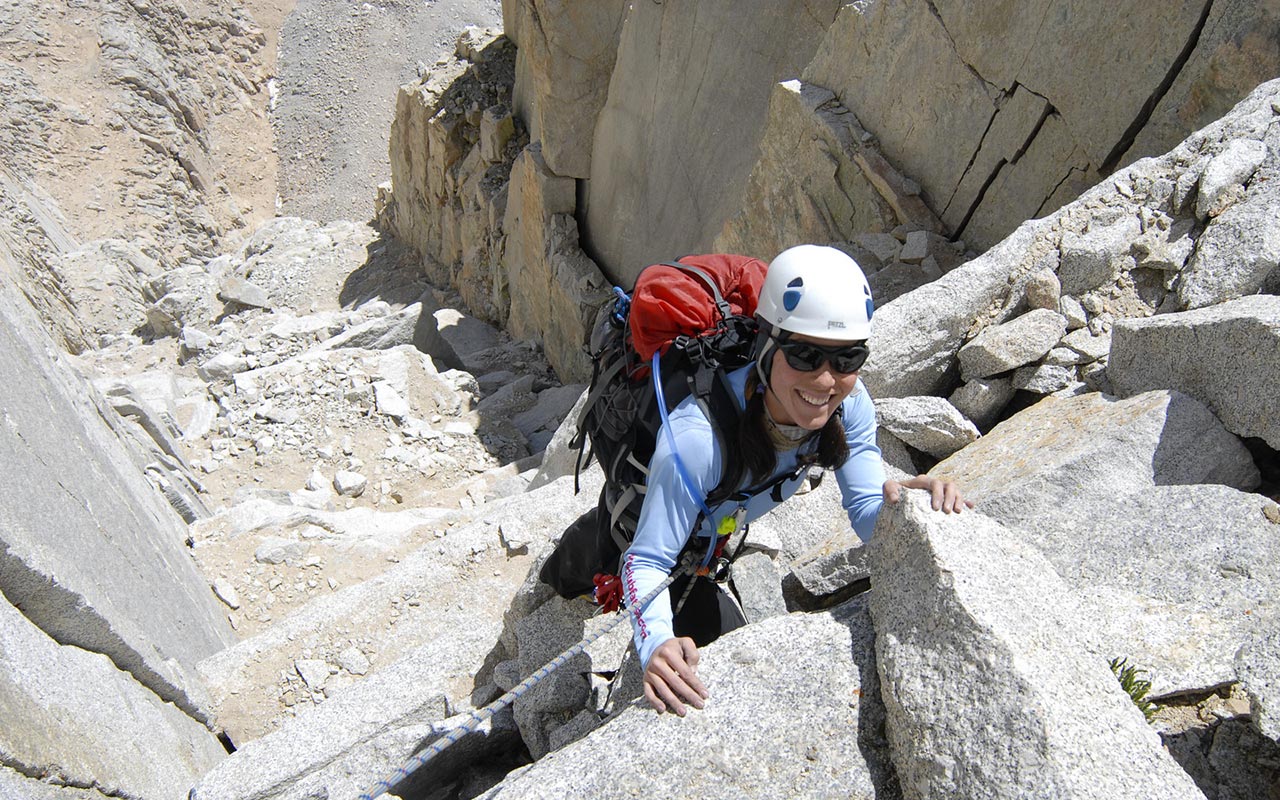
left=814, top=405, right=849, bottom=470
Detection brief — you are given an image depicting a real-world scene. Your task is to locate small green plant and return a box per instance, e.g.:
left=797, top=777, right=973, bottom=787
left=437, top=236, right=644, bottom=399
left=1109, top=657, right=1157, bottom=722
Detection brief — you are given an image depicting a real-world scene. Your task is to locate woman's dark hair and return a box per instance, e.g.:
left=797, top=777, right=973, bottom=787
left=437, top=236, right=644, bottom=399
left=718, top=372, right=849, bottom=494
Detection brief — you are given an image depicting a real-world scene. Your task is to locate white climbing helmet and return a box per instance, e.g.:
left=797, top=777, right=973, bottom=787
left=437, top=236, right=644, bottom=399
left=756, top=244, right=874, bottom=341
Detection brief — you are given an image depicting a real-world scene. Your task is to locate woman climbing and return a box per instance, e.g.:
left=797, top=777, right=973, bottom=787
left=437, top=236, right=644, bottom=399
left=621, top=244, right=973, bottom=716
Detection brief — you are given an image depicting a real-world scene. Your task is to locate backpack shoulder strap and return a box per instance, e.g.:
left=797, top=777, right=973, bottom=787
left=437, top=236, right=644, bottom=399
left=699, top=365, right=746, bottom=508
left=570, top=353, right=629, bottom=491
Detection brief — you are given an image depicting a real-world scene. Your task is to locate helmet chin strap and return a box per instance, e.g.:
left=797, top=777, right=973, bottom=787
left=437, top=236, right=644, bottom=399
left=754, top=330, right=795, bottom=427
left=755, top=337, right=818, bottom=448
left=753, top=328, right=778, bottom=395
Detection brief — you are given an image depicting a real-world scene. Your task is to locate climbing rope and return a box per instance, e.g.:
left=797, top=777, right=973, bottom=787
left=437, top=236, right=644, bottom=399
left=356, top=553, right=697, bottom=800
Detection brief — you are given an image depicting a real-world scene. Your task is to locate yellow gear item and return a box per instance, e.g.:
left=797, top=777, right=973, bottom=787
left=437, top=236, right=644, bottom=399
left=716, top=515, right=737, bottom=536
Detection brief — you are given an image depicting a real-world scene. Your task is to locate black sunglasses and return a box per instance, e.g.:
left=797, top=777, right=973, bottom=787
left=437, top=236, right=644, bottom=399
left=773, top=336, right=869, bottom=374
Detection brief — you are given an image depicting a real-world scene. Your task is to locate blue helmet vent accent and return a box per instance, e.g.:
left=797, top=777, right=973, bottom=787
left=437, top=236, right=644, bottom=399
left=783, top=277, right=804, bottom=311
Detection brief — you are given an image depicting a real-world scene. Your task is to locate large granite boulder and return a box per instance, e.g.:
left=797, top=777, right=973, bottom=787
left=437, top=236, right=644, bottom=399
left=1110, top=294, right=1280, bottom=449
left=870, top=492, right=1206, bottom=800
left=509, top=594, right=632, bottom=759
left=930, top=389, right=1259, bottom=521
left=929, top=388, right=1275, bottom=698
left=479, top=597, right=899, bottom=799
left=1045, top=485, right=1280, bottom=697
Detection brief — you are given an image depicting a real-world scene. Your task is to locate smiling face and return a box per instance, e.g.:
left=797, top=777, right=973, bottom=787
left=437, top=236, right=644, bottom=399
left=762, top=333, right=861, bottom=429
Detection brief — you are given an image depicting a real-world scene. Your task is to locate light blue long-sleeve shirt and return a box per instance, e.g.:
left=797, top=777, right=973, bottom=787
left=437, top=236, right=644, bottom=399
left=621, top=365, right=884, bottom=667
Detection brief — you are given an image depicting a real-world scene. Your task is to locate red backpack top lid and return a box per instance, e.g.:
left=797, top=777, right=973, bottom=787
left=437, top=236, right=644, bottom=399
left=628, top=254, right=768, bottom=361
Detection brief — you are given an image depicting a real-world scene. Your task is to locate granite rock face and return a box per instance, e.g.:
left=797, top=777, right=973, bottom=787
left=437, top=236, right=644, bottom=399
left=502, top=145, right=611, bottom=380
left=378, top=4, right=1280, bottom=393
left=714, top=79, right=944, bottom=278
left=0, top=596, right=227, bottom=800
left=581, top=1, right=845, bottom=282
left=929, top=389, right=1275, bottom=701
left=1053, top=485, right=1280, bottom=698
left=803, top=0, right=1280, bottom=251
left=383, top=30, right=523, bottom=327
left=864, top=78, right=1280, bottom=431
left=0, top=0, right=274, bottom=355
left=504, top=0, right=627, bottom=179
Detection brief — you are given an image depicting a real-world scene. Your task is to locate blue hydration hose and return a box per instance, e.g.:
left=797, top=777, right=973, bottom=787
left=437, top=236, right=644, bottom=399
left=651, top=350, right=718, bottom=568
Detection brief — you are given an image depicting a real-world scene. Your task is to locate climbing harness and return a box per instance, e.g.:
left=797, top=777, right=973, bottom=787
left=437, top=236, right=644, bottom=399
left=355, top=551, right=700, bottom=800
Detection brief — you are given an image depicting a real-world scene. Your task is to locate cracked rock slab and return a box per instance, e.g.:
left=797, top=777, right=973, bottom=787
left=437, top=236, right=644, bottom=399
left=0, top=765, right=114, bottom=799
left=0, top=277, right=233, bottom=722
left=0, top=596, right=226, bottom=800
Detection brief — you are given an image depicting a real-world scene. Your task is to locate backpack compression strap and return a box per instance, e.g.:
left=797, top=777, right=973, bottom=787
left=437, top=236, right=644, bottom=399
left=658, top=260, right=734, bottom=324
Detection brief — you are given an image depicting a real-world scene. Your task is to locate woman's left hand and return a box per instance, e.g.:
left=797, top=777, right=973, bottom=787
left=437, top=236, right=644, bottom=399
left=883, top=475, right=974, bottom=514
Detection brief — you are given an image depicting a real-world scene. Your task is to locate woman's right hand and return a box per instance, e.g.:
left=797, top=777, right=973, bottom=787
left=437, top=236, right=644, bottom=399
left=642, top=636, right=709, bottom=716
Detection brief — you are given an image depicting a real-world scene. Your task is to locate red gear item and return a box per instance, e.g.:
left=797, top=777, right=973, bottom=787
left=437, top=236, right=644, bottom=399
left=629, top=254, right=767, bottom=361
left=592, top=572, right=624, bottom=613
left=694, top=535, right=730, bottom=577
